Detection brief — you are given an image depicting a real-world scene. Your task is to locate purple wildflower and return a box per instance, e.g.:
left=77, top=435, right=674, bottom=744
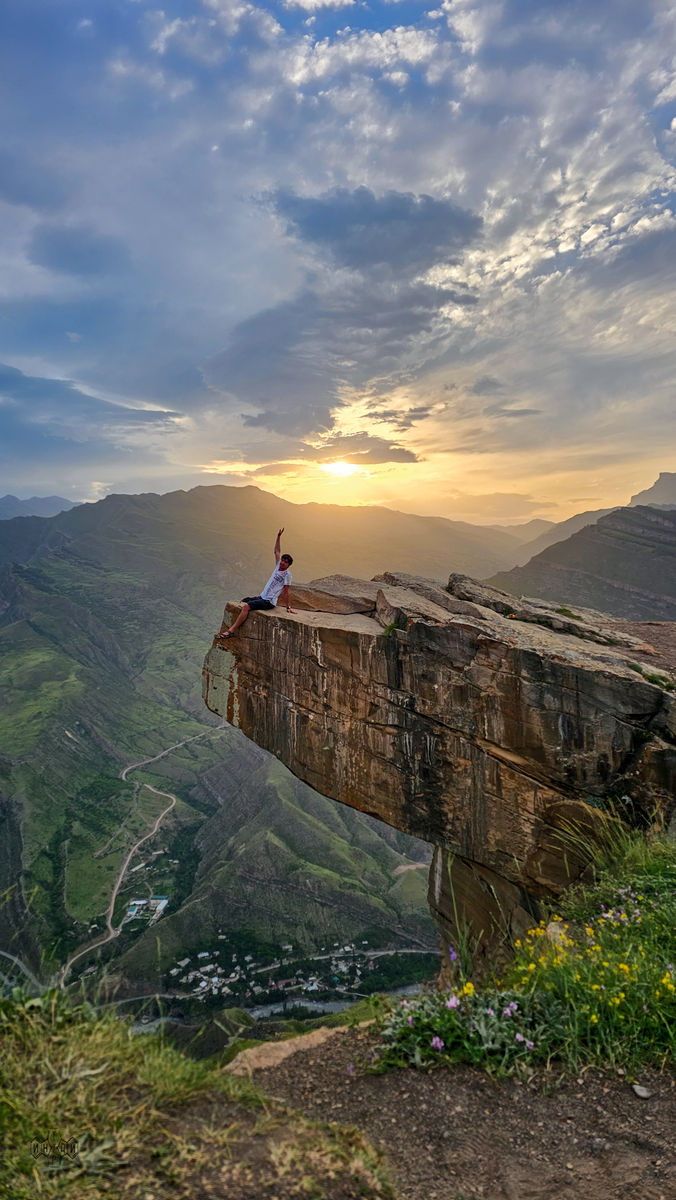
left=515, top=1032, right=525, bottom=1043
left=503, top=1007, right=513, bottom=1018
left=346, top=1064, right=355, bottom=1075
left=430, top=1036, right=444, bottom=1052
left=486, top=1007, right=495, bottom=1017
left=446, top=995, right=460, bottom=1009
left=407, top=1015, right=414, bottom=1025
left=526, top=1041, right=534, bottom=1051
left=449, top=947, right=458, bottom=962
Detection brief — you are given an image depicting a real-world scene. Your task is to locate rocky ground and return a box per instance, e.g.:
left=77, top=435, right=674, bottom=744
left=618, top=620, right=676, bottom=673
left=235, top=1025, right=676, bottom=1200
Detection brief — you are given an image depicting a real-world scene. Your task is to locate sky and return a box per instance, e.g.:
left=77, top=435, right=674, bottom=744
left=1, top=0, right=675, bottom=524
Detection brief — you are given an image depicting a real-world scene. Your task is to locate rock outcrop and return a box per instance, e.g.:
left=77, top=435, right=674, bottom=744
left=203, top=572, right=675, bottom=958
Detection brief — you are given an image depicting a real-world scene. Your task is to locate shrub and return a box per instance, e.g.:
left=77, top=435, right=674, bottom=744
left=375, top=834, right=676, bottom=1075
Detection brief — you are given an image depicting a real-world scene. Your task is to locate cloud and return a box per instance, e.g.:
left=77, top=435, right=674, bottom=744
left=0, top=363, right=179, bottom=442
left=305, top=431, right=420, bottom=463
left=2, top=0, right=676, bottom=513
left=205, top=274, right=477, bottom=436
left=284, top=0, right=355, bottom=9
left=28, top=224, right=129, bottom=277
left=0, top=150, right=67, bottom=212
left=273, top=186, right=482, bottom=274
left=471, top=375, right=503, bottom=394
left=364, top=404, right=435, bottom=429
left=280, top=24, right=439, bottom=85
left=482, top=403, right=542, bottom=419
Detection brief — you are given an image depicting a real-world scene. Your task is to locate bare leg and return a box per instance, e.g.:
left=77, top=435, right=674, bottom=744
left=217, top=603, right=250, bottom=638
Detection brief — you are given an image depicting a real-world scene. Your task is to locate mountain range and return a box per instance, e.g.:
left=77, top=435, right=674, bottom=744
left=0, top=494, right=79, bottom=520
left=1, top=477, right=674, bottom=993
left=489, top=505, right=676, bottom=620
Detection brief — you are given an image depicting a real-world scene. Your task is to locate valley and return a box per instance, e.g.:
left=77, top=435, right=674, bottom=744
left=1, top=479, right=674, bottom=1010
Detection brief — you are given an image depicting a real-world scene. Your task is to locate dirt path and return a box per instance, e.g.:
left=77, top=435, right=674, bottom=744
left=257, top=1026, right=676, bottom=1200
left=120, top=726, right=225, bottom=781
left=57, top=783, right=177, bottom=987
left=57, top=728, right=226, bottom=987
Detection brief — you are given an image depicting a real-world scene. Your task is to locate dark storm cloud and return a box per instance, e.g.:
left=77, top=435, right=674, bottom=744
left=272, top=186, right=482, bottom=274
left=28, top=223, right=129, bottom=276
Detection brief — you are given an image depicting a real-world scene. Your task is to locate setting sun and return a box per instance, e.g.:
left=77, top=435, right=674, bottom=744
left=320, top=461, right=360, bottom=477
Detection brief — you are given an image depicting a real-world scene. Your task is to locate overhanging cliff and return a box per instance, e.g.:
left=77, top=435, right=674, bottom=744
left=202, top=572, right=675, bottom=954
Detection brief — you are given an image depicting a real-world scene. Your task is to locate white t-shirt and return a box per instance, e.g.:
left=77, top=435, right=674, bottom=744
left=261, top=565, right=292, bottom=605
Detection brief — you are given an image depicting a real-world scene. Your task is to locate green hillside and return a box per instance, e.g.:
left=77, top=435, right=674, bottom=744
left=0, top=485, right=438, bottom=996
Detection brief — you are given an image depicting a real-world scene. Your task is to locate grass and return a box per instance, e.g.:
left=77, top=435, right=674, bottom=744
left=1, top=988, right=396, bottom=1199
left=374, top=829, right=676, bottom=1076
left=626, top=661, right=675, bottom=691
left=556, top=607, right=583, bottom=620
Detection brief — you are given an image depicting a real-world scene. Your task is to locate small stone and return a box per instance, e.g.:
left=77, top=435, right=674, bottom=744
left=632, top=1084, right=653, bottom=1099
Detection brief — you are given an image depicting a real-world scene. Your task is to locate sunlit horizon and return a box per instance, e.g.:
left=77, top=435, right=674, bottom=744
left=1, top=2, right=674, bottom=519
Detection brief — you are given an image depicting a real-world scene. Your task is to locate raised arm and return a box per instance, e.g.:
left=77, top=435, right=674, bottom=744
left=274, top=527, right=284, bottom=563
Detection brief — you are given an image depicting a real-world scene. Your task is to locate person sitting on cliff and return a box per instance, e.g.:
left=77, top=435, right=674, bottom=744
left=216, top=528, right=296, bottom=639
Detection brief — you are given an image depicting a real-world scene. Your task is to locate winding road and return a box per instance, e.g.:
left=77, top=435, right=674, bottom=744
left=57, top=783, right=177, bottom=987
left=120, top=727, right=225, bottom=781
left=56, top=725, right=227, bottom=988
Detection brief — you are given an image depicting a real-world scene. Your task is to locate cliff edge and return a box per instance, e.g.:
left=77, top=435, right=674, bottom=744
left=203, top=572, right=675, bottom=956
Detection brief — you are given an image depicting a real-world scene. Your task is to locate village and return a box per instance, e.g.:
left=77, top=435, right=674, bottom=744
left=161, top=938, right=437, bottom=1009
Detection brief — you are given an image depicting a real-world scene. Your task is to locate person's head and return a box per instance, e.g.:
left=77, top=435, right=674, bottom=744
left=280, top=553, right=293, bottom=568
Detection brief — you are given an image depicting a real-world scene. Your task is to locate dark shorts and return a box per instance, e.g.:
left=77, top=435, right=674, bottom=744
left=242, top=595, right=275, bottom=611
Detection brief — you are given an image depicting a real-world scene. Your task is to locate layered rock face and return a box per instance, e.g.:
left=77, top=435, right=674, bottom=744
left=203, top=573, right=675, bottom=956
left=489, top=505, right=676, bottom=620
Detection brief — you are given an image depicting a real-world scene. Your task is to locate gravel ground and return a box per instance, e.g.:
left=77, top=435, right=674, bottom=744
left=260, top=1027, right=676, bottom=1200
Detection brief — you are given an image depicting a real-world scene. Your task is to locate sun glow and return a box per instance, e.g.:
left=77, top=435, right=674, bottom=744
left=320, top=461, right=360, bottom=477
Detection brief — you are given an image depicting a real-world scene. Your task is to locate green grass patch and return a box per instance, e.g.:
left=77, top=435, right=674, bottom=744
left=374, top=832, right=676, bottom=1076
left=626, top=661, right=675, bottom=691
left=1, top=988, right=395, bottom=1199
left=0, top=642, right=84, bottom=754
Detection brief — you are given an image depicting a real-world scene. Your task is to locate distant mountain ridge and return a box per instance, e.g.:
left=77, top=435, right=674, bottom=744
left=0, top=494, right=79, bottom=519
left=506, top=506, right=617, bottom=566
left=502, top=471, right=676, bottom=568
left=0, top=483, right=524, bottom=581
left=630, top=471, right=676, bottom=507
left=488, top=505, right=676, bottom=620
